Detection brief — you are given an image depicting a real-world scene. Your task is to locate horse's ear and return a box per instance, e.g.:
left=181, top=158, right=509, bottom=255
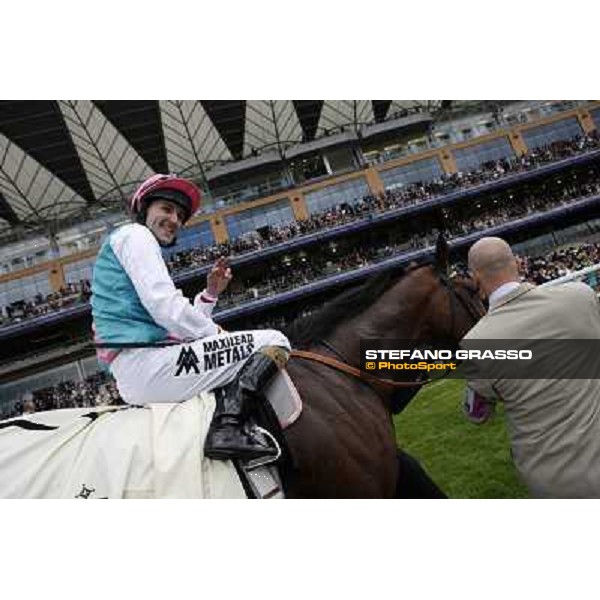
left=435, top=233, right=450, bottom=274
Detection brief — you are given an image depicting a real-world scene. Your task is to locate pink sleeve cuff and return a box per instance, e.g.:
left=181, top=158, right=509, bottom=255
left=198, top=289, right=218, bottom=303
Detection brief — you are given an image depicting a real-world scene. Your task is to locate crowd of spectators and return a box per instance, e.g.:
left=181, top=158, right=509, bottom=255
left=5, top=239, right=600, bottom=420
left=2, top=132, right=600, bottom=329
left=0, top=280, right=91, bottom=327
left=215, top=173, right=600, bottom=308
left=217, top=248, right=379, bottom=308
left=522, top=244, right=600, bottom=285
left=249, top=241, right=600, bottom=333
left=443, top=180, right=600, bottom=240
left=2, top=371, right=122, bottom=421
left=164, top=132, right=600, bottom=275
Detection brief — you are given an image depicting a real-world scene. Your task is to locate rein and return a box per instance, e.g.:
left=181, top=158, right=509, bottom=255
left=290, top=349, right=428, bottom=389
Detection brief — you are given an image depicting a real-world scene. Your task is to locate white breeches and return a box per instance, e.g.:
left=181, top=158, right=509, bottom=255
left=110, top=329, right=291, bottom=405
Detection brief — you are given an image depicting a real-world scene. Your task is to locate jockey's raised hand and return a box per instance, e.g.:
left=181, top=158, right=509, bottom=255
left=207, top=257, right=233, bottom=297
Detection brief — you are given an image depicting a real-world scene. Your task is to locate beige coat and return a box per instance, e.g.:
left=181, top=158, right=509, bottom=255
left=463, top=282, right=600, bottom=498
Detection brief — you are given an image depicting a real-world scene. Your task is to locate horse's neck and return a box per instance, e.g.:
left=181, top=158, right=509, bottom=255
left=326, top=270, right=436, bottom=366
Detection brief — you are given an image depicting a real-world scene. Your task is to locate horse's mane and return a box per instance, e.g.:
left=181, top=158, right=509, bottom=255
left=284, top=263, right=418, bottom=348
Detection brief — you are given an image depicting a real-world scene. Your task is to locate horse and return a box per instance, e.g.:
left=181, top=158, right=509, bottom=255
left=0, top=239, right=484, bottom=499
left=280, top=241, right=485, bottom=498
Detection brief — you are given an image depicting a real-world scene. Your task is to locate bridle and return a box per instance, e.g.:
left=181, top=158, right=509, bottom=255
left=290, top=269, right=485, bottom=391
left=437, top=270, right=486, bottom=342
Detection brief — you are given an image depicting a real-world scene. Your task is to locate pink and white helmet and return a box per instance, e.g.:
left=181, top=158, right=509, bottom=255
left=130, top=174, right=201, bottom=223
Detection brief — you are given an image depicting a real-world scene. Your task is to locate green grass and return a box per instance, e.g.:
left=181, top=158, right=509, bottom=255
left=393, top=379, right=529, bottom=498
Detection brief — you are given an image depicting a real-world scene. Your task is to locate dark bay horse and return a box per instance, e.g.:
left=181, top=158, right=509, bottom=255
left=0, top=244, right=483, bottom=499
left=281, top=252, right=484, bottom=498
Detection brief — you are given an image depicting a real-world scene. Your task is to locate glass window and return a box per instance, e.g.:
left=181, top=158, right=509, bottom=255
left=0, top=281, right=9, bottom=309
left=164, top=221, right=214, bottom=257
left=590, top=107, right=600, bottom=132
left=0, top=272, right=52, bottom=307
left=379, top=157, right=444, bottom=190
left=522, top=117, right=583, bottom=151
left=212, top=172, right=290, bottom=209
left=81, top=355, right=104, bottom=378
left=0, top=362, right=81, bottom=412
left=225, top=199, right=295, bottom=240
left=453, top=137, right=515, bottom=172
left=304, top=178, right=370, bottom=214
left=64, top=258, right=95, bottom=285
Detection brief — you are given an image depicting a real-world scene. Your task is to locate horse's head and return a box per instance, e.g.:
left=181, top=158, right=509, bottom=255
left=374, top=261, right=484, bottom=348
left=425, top=267, right=485, bottom=345
left=426, top=233, right=485, bottom=343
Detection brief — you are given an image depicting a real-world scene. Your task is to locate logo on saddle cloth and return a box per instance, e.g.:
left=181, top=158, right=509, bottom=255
left=75, top=484, right=96, bottom=499
left=175, top=346, right=201, bottom=375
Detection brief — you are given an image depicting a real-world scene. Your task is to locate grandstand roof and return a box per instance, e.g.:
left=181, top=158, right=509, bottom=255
left=0, top=100, right=493, bottom=235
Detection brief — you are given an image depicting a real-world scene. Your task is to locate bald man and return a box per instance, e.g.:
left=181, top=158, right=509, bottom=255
left=468, top=237, right=521, bottom=303
left=463, top=237, right=600, bottom=498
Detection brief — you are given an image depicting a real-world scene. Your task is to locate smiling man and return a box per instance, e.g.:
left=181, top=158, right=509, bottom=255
left=145, top=198, right=186, bottom=246
left=91, top=174, right=291, bottom=461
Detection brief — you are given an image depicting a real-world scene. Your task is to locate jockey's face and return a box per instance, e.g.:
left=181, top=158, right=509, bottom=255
left=145, top=200, right=186, bottom=246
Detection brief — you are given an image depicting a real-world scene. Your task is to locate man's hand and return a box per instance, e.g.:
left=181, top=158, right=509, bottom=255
left=207, top=257, right=232, bottom=297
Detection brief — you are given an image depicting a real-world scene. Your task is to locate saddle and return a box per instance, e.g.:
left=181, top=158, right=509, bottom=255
left=264, top=369, right=303, bottom=429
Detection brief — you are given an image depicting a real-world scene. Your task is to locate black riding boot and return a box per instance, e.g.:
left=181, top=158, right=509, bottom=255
left=204, top=347, right=288, bottom=461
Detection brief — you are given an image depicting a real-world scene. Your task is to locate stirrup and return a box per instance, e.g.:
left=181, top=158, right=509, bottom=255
left=241, top=426, right=282, bottom=468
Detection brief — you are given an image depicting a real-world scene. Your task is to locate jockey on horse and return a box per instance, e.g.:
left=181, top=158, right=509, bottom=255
left=91, top=173, right=291, bottom=461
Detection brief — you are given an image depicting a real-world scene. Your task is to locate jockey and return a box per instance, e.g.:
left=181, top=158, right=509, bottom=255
left=91, top=173, right=291, bottom=461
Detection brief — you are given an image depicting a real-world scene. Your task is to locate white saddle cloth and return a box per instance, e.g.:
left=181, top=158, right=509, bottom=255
left=0, top=394, right=247, bottom=499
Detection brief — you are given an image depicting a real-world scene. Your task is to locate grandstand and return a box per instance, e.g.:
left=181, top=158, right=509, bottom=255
left=2, top=99, right=600, bottom=419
